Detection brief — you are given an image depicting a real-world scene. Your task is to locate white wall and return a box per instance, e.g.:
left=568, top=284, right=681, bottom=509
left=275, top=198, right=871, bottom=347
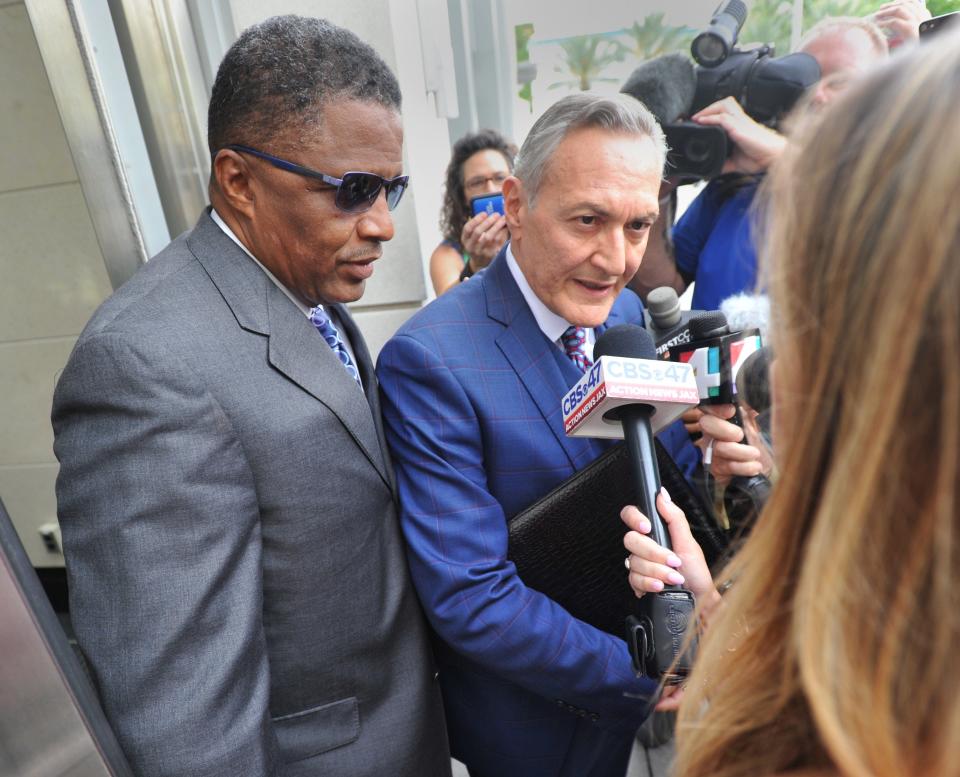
left=229, top=0, right=454, bottom=354
left=0, top=0, right=458, bottom=565
left=0, top=1, right=114, bottom=566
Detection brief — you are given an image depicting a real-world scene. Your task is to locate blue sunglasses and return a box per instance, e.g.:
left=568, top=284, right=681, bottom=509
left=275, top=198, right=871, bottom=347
left=222, top=144, right=409, bottom=213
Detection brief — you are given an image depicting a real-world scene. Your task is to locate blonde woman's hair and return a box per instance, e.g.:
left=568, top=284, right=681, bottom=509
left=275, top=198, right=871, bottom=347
left=674, top=30, right=960, bottom=777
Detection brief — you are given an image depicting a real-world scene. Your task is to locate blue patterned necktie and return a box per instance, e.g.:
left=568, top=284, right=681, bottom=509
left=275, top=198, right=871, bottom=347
left=309, top=306, right=362, bottom=387
left=561, top=325, right=593, bottom=373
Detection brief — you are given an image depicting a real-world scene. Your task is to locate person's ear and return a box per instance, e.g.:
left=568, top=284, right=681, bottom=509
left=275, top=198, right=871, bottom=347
left=212, top=150, right=256, bottom=219
left=502, top=176, right=524, bottom=237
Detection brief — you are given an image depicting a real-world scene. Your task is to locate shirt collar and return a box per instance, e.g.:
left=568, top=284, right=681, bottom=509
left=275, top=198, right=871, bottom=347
left=505, top=243, right=594, bottom=350
left=209, top=208, right=313, bottom=317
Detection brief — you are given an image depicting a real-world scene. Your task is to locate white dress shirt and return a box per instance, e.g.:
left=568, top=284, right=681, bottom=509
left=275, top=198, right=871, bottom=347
left=209, top=208, right=363, bottom=387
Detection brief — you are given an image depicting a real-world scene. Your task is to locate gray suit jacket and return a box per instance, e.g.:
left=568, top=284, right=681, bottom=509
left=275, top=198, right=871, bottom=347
left=52, top=211, right=450, bottom=777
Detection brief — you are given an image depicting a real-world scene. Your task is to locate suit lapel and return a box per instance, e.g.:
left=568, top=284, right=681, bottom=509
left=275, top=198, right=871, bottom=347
left=485, top=253, right=599, bottom=470
left=188, top=211, right=391, bottom=491
left=266, top=295, right=391, bottom=489
left=330, top=303, right=397, bottom=495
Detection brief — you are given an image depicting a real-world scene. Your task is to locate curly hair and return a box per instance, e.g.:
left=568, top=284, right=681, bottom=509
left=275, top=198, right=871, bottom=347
left=439, top=129, right=516, bottom=244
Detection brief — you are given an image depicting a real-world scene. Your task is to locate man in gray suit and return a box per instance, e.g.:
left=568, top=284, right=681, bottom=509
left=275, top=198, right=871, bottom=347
left=51, top=16, right=449, bottom=777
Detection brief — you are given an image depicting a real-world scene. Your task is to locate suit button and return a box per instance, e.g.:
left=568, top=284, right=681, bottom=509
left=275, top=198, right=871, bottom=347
left=556, top=699, right=566, bottom=708
left=590, top=713, right=599, bottom=722
left=577, top=709, right=587, bottom=717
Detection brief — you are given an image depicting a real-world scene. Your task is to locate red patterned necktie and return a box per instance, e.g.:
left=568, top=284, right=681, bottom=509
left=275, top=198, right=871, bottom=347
left=561, top=325, right=593, bottom=373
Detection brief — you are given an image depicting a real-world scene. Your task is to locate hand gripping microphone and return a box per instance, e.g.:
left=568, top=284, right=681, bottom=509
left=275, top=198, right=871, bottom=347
left=669, top=309, right=768, bottom=537
left=577, top=325, right=698, bottom=682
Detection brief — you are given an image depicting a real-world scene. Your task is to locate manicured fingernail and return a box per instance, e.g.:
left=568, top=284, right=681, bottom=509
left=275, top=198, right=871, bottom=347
left=667, top=554, right=682, bottom=568
left=650, top=579, right=664, bottom=592
left=639, top=518, right=651, bottom=533
left=667, top=571, right=685, bottom=586
left=660, top=486, right=672, bottom=503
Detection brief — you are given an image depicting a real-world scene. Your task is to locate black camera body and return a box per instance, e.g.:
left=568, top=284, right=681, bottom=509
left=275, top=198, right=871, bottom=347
left=664, top=123, right=728, bottom=182
left=665, top=46, right=819, bottom=181
left=622, top=1, right=821, bottom=182
left=692, top=45, right=818, bottom=124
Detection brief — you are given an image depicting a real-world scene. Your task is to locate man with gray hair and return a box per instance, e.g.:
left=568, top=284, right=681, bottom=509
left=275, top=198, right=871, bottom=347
left=378, top=93, right=683, bottom=777
left=52, top=15, right=449, bottom=777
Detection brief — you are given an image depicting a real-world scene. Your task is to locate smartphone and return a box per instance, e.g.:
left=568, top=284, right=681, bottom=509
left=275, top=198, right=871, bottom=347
left=919, top=12, right=958, bottom=39
left=470, top=193, right=505, bottom=217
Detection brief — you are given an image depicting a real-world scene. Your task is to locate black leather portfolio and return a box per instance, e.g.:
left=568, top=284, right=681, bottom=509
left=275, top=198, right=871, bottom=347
left=507, top=440, right=722, bottom=638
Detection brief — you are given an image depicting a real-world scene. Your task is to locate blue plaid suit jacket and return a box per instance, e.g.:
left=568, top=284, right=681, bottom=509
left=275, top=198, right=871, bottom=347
left=378, top=251, right=668, bottom=776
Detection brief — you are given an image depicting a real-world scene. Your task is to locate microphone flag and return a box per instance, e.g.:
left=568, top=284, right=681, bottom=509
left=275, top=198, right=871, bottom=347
left=562, top=355, right=699, bottom=439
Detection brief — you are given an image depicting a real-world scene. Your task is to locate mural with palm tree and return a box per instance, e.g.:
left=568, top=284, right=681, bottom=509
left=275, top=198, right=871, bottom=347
left=738, top=0, right=793, bottom=54
left=550, top=34, right=624, bottom=91
left=618, top=13, right=697, bottom=59
left=540, top=1, right=960, bottom=98
left=803, top=0, right=884, bottom=27
left=926, top=0, right=959, bottom=14
left=548, top=13, right=696, bottom=93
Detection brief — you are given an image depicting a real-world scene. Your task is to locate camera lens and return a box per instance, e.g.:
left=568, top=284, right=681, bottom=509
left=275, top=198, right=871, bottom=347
left=692, top=33, right=726, bottom=67
left=684, top=138, right=711, bottom=164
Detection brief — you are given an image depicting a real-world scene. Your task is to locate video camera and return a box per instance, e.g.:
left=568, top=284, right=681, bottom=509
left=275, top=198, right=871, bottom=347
left=622, top=0, right=820, bottom=181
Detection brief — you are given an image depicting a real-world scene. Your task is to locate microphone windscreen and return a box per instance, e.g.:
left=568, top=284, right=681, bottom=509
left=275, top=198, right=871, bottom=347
left=720, top=293, right=769, bottom=342
left=646, top=287, right=682, bottom=329
left=687, top=311, right=728, bottom=340
left=594, top=324, right=657, bottom=361
left=736, top=346, right=772, bottom=413
left=621, top=53, right=697, bottom=125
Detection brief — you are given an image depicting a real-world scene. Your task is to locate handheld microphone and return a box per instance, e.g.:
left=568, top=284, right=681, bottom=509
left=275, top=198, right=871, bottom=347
left=561, top=327, right=699, bottom=441
left=646, top=287, right=683, bottom=332
left=571, top=325, right=697, bottom=682
left=715, top=292, right=769, bottom=430
left=723, top=345, right=773, bottom=536
left=672, top=304, right=769, bottom=538
left=668, top=311, right=762, bottom=411
left=645, top=287, right=710, bottom=359
left=736, top=345, right=772, bottom=420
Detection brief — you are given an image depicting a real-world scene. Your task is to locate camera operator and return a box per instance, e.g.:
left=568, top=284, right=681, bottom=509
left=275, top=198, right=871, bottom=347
left=800, top=16, right=892, bottom=111
left=685, top=16, right=899, bottom=498
left=631, top=16, right=890, bottom=309
left=638, top=14, right=899, bottom=512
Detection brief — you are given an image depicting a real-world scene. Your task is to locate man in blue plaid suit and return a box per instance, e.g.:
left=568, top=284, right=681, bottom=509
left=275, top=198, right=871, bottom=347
left=378, top=93, right=694, bottom=777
